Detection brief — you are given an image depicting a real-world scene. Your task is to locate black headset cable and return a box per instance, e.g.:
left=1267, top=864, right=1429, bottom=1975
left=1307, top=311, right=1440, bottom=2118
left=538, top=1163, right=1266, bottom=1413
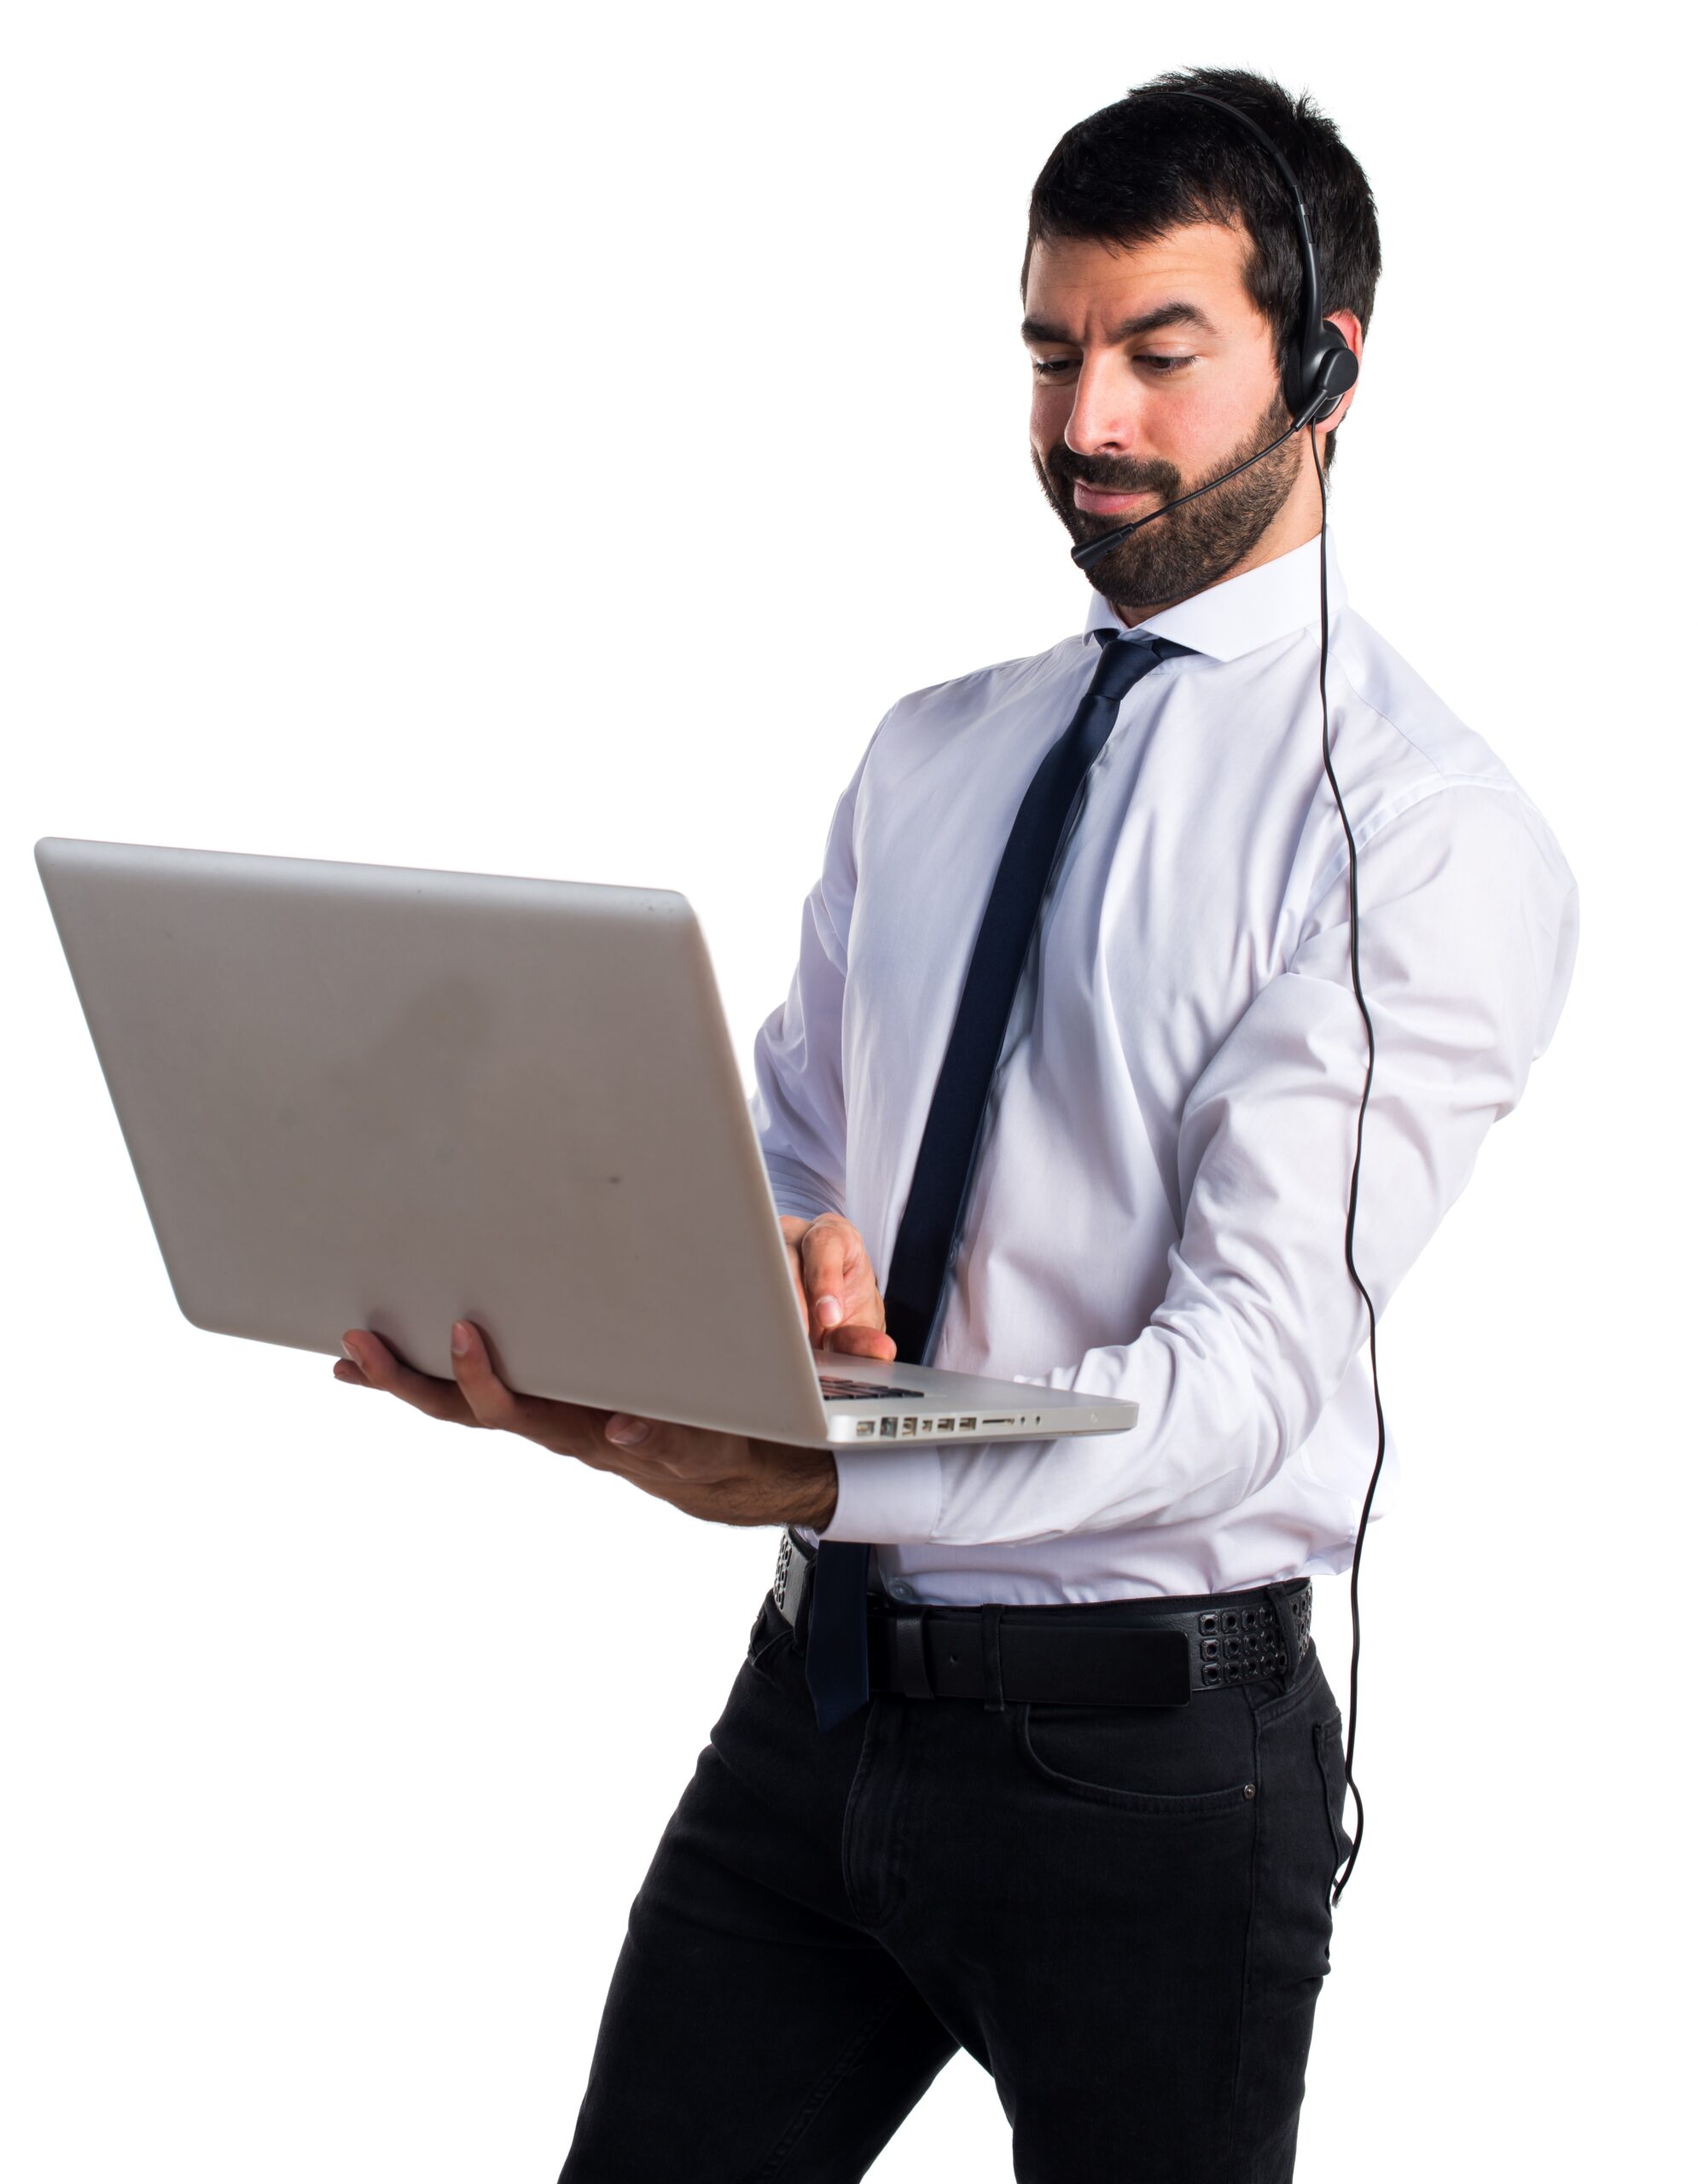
left=1309, top=419, right=1387, bottom=1906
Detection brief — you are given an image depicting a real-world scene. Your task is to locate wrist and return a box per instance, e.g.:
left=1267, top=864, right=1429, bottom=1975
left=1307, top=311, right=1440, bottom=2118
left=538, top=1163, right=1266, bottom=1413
left=801, top=1452, right=839, bottom=1532
left=746, top=1441, right=839, bottom=1531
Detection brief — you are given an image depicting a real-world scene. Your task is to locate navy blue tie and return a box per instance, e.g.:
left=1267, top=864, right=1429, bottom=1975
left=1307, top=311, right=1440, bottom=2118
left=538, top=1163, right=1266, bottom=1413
left=804, top=630, right=1191, bottom=1732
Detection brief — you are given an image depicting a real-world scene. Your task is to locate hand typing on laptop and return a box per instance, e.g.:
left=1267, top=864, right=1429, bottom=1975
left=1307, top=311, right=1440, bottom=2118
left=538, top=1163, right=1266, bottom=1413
left=778, top=1214, right=898, bottom=1362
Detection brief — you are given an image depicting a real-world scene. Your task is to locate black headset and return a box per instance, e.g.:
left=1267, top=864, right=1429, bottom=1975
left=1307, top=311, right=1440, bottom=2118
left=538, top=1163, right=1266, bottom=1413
left=1066, top=87, right=1381, bottom=1905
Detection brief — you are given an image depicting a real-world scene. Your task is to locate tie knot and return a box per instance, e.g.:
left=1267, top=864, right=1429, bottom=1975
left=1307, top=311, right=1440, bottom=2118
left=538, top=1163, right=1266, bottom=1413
left=1090, top=630, right=1189, bottom=704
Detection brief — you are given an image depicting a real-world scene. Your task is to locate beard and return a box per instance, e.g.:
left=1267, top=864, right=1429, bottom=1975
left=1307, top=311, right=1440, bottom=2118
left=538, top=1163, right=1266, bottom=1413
left=1032, top=390, right=1302, bottom=616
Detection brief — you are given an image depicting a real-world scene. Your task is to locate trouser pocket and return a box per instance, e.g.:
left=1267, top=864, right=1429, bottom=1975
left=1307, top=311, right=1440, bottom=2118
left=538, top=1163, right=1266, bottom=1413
left=746, top=1589, right=790, bottom=1672
left=1313, top=1712, right=1355, bottom=1868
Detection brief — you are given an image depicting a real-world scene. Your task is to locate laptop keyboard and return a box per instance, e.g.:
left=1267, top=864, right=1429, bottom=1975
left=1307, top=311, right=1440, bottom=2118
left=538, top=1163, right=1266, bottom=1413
left=817, top=1374, right=925, bottom=1402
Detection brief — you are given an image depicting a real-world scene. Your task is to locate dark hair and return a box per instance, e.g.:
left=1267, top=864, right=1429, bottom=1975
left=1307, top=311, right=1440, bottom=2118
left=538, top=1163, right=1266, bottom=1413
left=1023, top=67, right=1381, bottom=471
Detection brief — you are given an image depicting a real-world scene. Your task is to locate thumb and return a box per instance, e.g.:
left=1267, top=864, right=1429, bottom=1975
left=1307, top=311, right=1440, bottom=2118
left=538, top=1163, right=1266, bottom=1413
left=824, top=1324, right=899, bottom=1362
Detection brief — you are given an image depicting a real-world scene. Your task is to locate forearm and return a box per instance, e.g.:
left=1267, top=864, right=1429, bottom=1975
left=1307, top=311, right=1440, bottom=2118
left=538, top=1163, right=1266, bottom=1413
left=751, top=1441, right=839, bottom=1531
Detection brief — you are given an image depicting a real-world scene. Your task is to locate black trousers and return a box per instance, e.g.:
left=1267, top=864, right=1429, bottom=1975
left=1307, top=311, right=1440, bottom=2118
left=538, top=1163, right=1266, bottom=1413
left=558, top=1577, right=1352, bottom=2183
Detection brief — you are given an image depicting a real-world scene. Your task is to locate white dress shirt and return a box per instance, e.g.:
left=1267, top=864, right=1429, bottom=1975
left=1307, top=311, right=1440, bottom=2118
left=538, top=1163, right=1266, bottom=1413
left=749, top=531, right=1579, bottom=1606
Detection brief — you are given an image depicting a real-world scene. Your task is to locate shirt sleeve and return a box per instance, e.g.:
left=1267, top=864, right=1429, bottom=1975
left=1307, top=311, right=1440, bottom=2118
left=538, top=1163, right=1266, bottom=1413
left=747, top=731, right=881, bottom=1224
left=818, top=781, right=1580, bottom=1548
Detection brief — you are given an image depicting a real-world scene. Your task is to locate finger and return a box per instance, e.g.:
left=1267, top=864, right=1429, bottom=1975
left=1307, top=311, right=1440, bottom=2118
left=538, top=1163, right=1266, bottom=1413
left=800, top=1224, right=850, bottom=1332
left=341, top=1329, right=473, bottom=1424
left=603, top=1414, right=744, bottom=1490
left=834, top=1241, right=889, bottom=1334
left=446, top=1319, right=533, bottom=1432
left=579, top=1414, right=674, bottom=1484
left=333, top=1357, right=374, bottom=1385
left=803, top=1217, right=889, bottom=1339
left=823, top=1323, right=899, bottom=1362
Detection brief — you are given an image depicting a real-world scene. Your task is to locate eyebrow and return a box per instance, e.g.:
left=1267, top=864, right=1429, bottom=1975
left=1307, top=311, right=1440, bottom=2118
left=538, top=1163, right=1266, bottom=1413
left=1019, top=301, right=1220, bottom=346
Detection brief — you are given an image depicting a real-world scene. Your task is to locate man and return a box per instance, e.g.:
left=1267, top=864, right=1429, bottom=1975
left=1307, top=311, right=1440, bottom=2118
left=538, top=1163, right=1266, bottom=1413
left=336, top=65, right=1578, bottom=2181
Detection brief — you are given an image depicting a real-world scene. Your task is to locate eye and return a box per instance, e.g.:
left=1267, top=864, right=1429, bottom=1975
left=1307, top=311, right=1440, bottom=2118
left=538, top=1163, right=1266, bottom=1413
left=1028, top=352, right=1197, bottom=378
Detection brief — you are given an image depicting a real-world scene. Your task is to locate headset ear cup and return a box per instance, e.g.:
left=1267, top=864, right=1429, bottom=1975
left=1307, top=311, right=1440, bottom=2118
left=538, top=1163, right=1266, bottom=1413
left=1305, top=331, right=1360, bottom=427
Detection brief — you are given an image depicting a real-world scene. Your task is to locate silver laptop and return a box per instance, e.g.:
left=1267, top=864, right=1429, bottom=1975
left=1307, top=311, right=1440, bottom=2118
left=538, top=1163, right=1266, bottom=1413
left=35, top=837, right=1139, bottom=1451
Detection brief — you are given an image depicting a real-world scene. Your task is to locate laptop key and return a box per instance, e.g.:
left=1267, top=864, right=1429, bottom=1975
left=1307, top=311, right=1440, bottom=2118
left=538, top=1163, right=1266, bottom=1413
left=817, top=1375, right=926, bottom=1401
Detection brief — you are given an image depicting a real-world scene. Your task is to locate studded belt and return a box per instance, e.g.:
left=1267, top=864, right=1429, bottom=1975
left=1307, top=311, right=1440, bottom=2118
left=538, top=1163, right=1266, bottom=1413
left=771, top=1525, right=1311, bottom=1705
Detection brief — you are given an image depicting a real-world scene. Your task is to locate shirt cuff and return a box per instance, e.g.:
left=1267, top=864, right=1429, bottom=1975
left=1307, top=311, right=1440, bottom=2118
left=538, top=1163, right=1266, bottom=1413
left=817, top=1442, right=943, bottom=1546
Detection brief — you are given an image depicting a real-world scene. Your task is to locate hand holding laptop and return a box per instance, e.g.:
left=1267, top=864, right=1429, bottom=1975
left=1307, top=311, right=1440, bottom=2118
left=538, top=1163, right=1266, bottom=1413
left=334, top=1316, right=845, bottom=1534
left=333, top=1205, right=896, bottom=1531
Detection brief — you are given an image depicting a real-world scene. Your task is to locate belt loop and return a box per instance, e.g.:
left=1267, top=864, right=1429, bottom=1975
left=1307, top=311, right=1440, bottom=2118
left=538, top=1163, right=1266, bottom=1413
left=1269, top=1580, right=1301, bottom=1687
left=980, top=1603, right=1006, bottom=1712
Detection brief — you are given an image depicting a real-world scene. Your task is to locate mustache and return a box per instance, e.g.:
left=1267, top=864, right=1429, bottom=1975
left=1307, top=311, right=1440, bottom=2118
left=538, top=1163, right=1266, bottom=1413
left=1044, top=445, right=1182, bottom=497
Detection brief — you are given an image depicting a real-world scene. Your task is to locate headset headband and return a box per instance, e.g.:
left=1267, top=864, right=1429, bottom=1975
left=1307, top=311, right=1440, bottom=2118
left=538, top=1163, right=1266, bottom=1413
left=1158, top=87, right=1358, bottom=430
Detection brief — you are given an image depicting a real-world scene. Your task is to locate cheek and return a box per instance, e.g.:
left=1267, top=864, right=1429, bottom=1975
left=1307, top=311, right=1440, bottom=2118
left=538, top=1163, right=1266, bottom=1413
left=1139, top=380, right=1239, bottom=470
left=1029, top=386, right=1067, bottom=455
left=1188, top=358, right=1276, bottom=444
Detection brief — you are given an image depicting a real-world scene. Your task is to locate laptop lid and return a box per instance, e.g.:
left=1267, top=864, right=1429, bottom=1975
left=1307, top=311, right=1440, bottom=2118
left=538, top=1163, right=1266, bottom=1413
left=36, top=835, right=840, bottom=1445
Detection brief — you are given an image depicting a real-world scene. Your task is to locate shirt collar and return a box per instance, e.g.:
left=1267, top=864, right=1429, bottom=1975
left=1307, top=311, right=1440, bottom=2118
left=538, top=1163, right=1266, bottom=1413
left=1081, top=529, right=1346, bottom=662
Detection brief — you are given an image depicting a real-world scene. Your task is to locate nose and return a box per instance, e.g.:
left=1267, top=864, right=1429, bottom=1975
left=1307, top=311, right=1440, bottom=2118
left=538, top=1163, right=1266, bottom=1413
left=1063, top=353, right=1140, bottom=458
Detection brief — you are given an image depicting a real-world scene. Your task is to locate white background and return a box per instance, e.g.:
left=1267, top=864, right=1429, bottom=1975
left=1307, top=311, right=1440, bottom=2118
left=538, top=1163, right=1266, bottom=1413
left=2, top=3, right=1689, bottom=2177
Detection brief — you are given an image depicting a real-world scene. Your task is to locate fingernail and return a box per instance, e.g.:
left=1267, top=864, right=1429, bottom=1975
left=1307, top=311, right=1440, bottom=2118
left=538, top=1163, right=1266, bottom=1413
left=606, top=1415, right=651, bottom=1446
left=451, top=1321, right=472, bottom=1356
left=817, top=1296, right=842, bottom=1327
left=341, top=1340, right=358, bottom=1362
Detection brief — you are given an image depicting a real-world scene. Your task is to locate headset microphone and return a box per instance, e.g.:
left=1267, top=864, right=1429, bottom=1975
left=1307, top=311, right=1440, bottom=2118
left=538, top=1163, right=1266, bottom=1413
left=1069, top=413, right=1310, bottom=574
left=1064, top=87, right=1380, bottom=1906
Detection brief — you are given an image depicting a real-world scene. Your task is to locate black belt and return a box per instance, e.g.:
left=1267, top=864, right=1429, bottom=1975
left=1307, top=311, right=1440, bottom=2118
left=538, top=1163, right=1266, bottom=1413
left=772, top=1525, right=1311, bottom=1705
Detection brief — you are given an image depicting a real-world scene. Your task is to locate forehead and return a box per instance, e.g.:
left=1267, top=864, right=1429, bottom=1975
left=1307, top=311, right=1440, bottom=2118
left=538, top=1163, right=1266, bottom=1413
left=1022, top=223, right=1259, bottom=340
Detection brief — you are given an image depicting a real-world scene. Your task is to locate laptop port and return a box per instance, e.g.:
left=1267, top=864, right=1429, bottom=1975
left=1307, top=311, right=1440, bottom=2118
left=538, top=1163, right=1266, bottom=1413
left=981, top=1416, right=1014, bottom=1426
left=856, top=1420, right=875, bottom=1437
left=880, top=1416, right=898, bottom=1438
left=900, top=1417, right=917, bottom=1435
left=957, top=1416, right=977, bottom=1431
left=936, top=1417, right=956, bottom=1431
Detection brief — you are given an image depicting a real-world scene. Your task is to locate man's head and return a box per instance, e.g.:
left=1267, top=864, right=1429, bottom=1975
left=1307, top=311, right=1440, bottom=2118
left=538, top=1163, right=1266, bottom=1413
left=1022, top=67, right=1381, bottom=618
